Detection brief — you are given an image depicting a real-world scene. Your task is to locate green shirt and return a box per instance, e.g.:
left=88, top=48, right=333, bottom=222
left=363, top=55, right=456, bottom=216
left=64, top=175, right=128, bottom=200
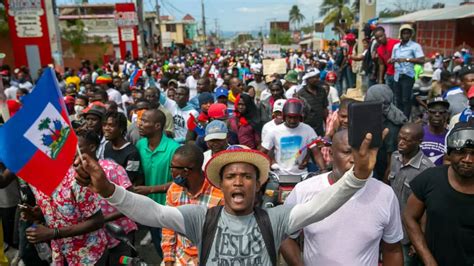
left=136, top=135, right=180, bottom=204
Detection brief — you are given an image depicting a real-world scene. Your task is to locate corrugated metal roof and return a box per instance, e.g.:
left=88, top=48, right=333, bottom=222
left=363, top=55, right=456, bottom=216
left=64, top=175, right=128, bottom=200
left=382, top=5, right=474, bottom=23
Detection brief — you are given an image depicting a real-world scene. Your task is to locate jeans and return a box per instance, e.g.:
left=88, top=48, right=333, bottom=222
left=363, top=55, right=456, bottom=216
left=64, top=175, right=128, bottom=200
left=150, top=227, right=163, bottom=258
left=385, top=74, right=395, bottom=96
left=0, top=206, right=17, bottom=247
left=394, top=74, right=415, bottom=118
left=336, top=66, right=356, bottom=96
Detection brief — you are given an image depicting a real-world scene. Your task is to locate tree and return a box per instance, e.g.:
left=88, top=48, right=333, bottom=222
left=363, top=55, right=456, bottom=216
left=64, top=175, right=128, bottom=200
left=61, top=20, right=87, bottom=54
left=379, top=8, right=408, bottom=18
left=269, top=29, right=292, bottom=45
left=319, top=0, right=354, bottom=35
left=289, top=5, right=305, bottom=30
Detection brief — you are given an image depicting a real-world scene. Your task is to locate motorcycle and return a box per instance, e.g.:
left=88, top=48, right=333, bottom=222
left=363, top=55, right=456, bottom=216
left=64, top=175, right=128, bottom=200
left=105, top=223, right=147, bottom=266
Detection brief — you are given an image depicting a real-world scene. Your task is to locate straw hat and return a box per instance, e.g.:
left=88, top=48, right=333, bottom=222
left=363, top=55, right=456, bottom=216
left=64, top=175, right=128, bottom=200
left=341, top=88, right=364, bottom=102
left=204, top=145, right=270, bottom=189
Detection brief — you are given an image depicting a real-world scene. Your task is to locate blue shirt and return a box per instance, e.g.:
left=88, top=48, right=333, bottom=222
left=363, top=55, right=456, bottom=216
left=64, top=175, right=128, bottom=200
left=392, top=40, right=424, bottom=81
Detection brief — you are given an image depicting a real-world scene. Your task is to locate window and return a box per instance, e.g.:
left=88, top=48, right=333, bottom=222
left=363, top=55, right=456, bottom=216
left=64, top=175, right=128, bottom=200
left=166, top=24, right=176, bottom=32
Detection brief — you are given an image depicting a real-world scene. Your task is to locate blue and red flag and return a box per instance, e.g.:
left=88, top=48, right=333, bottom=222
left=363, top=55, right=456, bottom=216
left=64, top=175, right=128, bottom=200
left=0, top=68, right=77, bottom=196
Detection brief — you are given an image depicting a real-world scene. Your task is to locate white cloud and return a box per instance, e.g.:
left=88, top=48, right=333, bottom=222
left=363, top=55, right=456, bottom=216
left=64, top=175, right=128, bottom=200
left=237, top=7, right=261, bottom=13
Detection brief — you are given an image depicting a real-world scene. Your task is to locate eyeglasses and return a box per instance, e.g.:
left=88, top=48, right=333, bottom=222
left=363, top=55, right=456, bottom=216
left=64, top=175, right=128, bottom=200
left=428, top=109, right=447, bottom=115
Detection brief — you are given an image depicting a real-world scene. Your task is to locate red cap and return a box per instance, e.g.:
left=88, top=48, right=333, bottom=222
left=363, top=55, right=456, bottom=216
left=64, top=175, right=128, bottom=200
left=208, top=103, right=228, bottom=119
left=344, top=33, right=356, bottom=41
left=468, top=85, right=474, bottom=99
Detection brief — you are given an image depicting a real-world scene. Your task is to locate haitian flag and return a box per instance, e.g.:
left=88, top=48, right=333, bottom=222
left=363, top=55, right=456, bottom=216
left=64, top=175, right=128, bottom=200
left=0, top=68, right=77, bottom=196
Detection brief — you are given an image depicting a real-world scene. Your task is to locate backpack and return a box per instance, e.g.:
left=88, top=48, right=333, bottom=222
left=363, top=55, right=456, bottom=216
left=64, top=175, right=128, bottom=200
left=199, top=206, right=277, bottom=266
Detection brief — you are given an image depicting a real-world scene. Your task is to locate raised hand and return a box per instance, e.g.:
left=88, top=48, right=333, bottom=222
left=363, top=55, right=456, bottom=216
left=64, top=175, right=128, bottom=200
left=352, top=128, right=389, bottom=180
left=74, top=153, right=115, bottom=198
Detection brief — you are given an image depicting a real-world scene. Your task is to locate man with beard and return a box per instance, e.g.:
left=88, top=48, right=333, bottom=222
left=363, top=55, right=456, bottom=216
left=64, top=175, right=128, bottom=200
left=404, top=122, right=474, bottom=265
left=387, top=123, right=434, bottom=264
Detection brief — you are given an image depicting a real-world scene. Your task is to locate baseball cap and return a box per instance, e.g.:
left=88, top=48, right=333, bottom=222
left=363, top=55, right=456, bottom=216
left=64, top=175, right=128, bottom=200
left=215, top=87, right=229, bottom=98
left=205, top=120, right=228, bottom=141
left=458, top=65, right=474, bottom=79
left=208, top=103, right=228, bottom=119
left=273, top=99, right=287, bottom=113
left=427, top=97, right=450, bottom=109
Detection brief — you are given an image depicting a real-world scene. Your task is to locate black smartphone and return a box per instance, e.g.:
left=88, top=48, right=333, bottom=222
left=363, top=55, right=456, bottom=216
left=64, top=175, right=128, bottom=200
left=348, top=101, right=383, bottom=149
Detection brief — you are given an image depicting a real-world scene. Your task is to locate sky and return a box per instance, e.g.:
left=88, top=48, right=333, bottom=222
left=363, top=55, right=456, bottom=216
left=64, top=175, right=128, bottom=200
left=59, top=0, right=466, bottom=32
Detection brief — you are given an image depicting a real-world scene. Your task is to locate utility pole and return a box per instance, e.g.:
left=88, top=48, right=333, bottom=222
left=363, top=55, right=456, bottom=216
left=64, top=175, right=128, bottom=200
left=136, top=0, right=147, bottom=56
left=201, top=0, right=206, bottom=46
left=355, top=0, right=376, bottom=92
left=156, top=0, right=162, bottom=51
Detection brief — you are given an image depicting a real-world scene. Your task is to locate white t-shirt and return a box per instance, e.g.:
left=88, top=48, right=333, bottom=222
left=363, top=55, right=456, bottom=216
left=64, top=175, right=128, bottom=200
left=261, top=123, right=317, bottom=175
left=327, top=85, right=340, bottom=111
left=261, top=119, right=279, bottom=142
left=107, top=88, right=123, bottom=104
left=285, top=84, right=301, bottom=99
left=285, top=173, right=403, bottom=265
left=172, top=105, right=199, bottom=143
left=185, top=76, right=198, bottom=98
left=202, top=150, right=212, bottom=171
left=4, top=85, right=18, bottom=100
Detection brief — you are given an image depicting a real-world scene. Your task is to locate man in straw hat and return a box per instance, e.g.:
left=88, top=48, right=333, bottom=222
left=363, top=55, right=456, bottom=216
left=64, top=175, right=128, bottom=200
left=74, top=129, right=386, bottom=265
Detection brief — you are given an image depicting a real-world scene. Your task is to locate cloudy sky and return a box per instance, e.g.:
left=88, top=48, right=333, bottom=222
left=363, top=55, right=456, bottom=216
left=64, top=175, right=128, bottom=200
left=61, top=0, right=466, bottom=32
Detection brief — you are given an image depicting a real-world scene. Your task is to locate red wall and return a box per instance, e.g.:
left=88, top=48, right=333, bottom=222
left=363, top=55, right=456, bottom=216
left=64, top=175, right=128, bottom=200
left=455, top=17, right=474, bottom=51
left=416, top=20, right=456, bottom=57
left=5, top=0, right=53, bottom=68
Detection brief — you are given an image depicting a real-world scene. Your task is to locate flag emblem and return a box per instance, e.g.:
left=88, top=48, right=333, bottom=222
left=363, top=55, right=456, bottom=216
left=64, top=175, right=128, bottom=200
left=24, top=103, right=71, bottom=159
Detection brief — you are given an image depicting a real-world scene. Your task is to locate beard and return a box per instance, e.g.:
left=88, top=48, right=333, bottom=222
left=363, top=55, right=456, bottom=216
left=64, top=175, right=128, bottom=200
left=452, top=163, right=474, bottom=180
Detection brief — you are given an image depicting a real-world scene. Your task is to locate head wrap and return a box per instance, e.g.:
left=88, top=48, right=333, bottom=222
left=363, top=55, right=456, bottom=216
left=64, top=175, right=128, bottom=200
left=365, top=84, right=407, bottom=125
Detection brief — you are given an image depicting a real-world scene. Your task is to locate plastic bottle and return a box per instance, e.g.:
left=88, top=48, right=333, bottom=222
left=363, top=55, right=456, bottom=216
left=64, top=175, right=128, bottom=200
left=29, top=224, right=52, bottom=263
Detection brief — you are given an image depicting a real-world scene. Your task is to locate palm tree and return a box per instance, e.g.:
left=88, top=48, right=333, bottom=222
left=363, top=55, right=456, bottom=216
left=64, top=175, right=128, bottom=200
left=289, top=5, right=305, bottom=31
left=319, top=0, right=354, bottom=35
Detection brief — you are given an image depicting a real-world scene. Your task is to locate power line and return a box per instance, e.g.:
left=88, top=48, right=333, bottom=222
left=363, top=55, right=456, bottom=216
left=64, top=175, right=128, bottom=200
left=162, top=0, right=186, bottom=14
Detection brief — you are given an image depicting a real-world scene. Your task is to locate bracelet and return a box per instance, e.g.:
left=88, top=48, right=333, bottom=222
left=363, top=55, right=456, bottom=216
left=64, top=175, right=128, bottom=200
left=53, top=228, right=60, bottom=239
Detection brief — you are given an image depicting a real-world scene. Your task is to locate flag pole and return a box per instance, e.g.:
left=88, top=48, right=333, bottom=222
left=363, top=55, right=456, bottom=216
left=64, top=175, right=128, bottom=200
left=76, top=144, right=85, bottom=165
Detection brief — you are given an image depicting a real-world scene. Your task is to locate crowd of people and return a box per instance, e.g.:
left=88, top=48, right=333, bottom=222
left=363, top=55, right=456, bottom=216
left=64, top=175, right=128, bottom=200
left=0, top=22, right=473, bottom=266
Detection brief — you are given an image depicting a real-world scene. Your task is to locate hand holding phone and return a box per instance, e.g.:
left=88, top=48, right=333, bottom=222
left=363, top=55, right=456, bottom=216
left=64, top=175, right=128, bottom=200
left=348, top=101, right=383, bottom=149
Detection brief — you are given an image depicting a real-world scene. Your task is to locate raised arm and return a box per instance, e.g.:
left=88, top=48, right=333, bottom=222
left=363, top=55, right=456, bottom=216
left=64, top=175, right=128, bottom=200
left=74, top=154, right=186, bottom=235
left=288, top=129, right=388, bottom=233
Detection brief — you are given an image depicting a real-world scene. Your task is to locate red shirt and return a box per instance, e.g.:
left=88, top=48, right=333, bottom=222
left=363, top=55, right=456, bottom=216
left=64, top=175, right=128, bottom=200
left=377, top=38, right=400, bottom=76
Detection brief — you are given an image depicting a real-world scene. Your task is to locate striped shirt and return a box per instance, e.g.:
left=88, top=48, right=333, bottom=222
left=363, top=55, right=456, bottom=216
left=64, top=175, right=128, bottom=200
left=161, top=179, right=224, bottom=265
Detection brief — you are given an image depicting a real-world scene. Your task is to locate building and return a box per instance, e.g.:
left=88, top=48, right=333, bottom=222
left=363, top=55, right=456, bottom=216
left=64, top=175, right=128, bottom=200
left=379, top=3, right=474, bottom=56
left=270, top=21, right=290, bottom=32
left=58, top=4, right=122, bottom=57
left=159, top=14, right=198, bottom=49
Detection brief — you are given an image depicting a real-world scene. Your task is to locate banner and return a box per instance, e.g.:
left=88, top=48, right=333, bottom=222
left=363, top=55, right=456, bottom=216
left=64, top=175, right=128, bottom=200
left=263, top=44, right=281, bottom=59
left=263, top=59, right=287, bottom=75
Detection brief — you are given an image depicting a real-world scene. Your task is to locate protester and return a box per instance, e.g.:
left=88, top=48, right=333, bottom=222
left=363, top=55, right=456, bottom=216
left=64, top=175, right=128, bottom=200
left=103, top=111, right=142, bottom=185
left=259, top=80, right=286, bottom=126
left=390, top=24, right=425, bottom=118
left=202, top=120, right=230, bottom=170
left=144, top=87, right=175, bottom=137
left=261, top=98, right=326, bottom=175
left=387, top=123, right=434, bottom=264
left=75, top=129, right=383, bottom=265
left=173, top=86, right=199, bottom=144
left=229, top=93, right=261, bottom=149
left=404, top=122, right=474, bottom=265
left=261, top=99, right=286, bottom=141
left=420, top=98, right=450, bottom=166
left=134, top=109, right=180, bottom=257
left=77, top=131, right=138, bottom=265
left=162, top=144, right=224, bottom=265
left=297, top=69, right=328, bottom=136
left=282, top=128, right=402, bottom=265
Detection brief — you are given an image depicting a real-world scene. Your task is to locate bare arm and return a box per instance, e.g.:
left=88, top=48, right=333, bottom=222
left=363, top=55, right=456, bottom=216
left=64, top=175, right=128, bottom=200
left=403, top=194, right=438, bottom=266
left=26, top=211, right=105, bottom=243
left=279, top=238, right=304, bottom=266
left=382, top=240, right=403, bottom=266
left=378, top=57, right=386, bottom=84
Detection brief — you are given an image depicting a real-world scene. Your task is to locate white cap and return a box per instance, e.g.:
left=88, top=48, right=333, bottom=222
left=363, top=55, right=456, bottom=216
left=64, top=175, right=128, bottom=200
left=273, top=99, right=287, bottom=112
left=302, top=68, right=320, bottom=81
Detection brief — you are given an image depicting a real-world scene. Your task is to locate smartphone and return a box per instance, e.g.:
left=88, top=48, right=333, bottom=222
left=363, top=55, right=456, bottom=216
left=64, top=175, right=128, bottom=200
left=348, top=101, right=383, bottom=149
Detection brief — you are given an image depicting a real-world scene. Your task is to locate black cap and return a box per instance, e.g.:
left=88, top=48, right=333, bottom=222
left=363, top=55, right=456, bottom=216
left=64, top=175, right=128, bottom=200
left=458, top=65, right=474, bottom=79
left=427, top=97, right=450, bottom=109
left=85, top=104, right=106, bottom=120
